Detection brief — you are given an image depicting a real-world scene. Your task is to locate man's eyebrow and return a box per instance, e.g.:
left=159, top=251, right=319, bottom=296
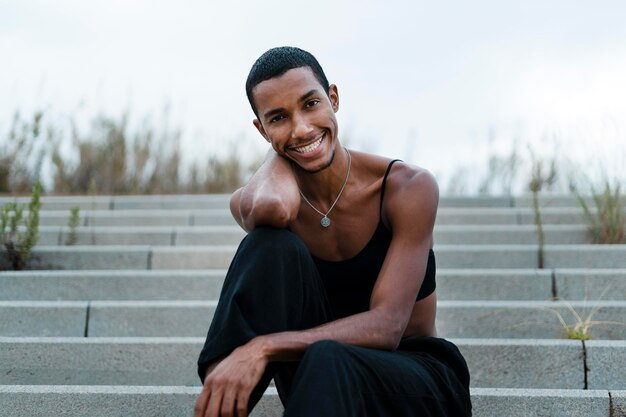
left=299, top=89, right=319, bottom=102
left=262, top=89, right=321, bottom=121
left=263, top=107, right=285, bottom=121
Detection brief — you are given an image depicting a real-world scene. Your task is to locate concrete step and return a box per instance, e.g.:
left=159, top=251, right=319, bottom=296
left=2, top=268, right=625, bottom=301
left=0, top=301, right=87, bottom=337
left=452, top=339, right=576, bottom=389
left=34, top=209, right=234, bottom=227
left=0, top=196, right=114, bottom=211
left=2, top=193, right=615, bottom=210
left=0, top=270, right=227, bottom=300
left=439, top=195, right=514, bottom=208
left=86, top=301, right=216, bottom=338
left=436, top=301, right=626, bottom=340
left=436, top=225, right=589, bottom=245
left=439, top=268, right=626, bottom=301
left=1, top=337, right=624, bottom=389
left=4, top=300, right=625, bottom=339
left=543, top=245, right=626, bottom=268
left=0, top=301, right=216, bottom=337
left=0, top=245, right=540, bottom=270
left=109, top=195, right=232, bottom=210
left=37, top=225, right=245, bottom=246
left=0, top=337, right=202, bottom=386
left=435, top=244, right=626, bottom=269
left=0, top=386, right=622, bottom=417
left=437, top=207, right=614, bottom=225
left=3, top=244, right=552, bottom=270
left=470, top=388, right=623, bottom=417
left=27, top=206, right=617, bottom=227
left=444, top=267, right=626, bottom=300
left=437, top=269, right=553, bottom=300
left=0, top=246, right=154, bottom=270
left=0, top=385, right=211, bottom=417
left=585, top=340, right=626, bottom=389
left=34, top=224, right=592, bottom=246
left=513, top=194, right=626, bottom=209
left=0, top=194, right=233, bottom=211
left=554, top=269, right=626, bottom=300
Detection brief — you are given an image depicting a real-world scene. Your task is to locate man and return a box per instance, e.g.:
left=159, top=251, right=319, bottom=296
left=194, top=46, right=471, bottom=417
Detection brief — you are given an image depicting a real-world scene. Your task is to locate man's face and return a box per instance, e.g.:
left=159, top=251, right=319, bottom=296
left=252, top=67, right=339, bottom=174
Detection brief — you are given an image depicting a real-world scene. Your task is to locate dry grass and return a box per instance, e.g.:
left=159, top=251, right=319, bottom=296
left=0, top=111, right=48, bottom=193
left=574, top=181, right=626, bottom=244
left=1, top=108, right=260, bottom=195
left=445, top=139, right=566, bottom=196
left=528, top=152, right=558, bottom=269
left=545, top=288, right=626, bottom=340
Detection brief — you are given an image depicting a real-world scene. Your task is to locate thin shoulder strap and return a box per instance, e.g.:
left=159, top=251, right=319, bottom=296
left=380, top=159, right=402, bottom=216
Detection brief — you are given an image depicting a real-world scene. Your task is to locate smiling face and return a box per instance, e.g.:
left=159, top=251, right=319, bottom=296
left=252, top=67, right=340, bottom=174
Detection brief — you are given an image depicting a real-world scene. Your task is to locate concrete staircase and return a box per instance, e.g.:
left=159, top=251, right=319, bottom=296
left=1, top=194, right=625, bottom=416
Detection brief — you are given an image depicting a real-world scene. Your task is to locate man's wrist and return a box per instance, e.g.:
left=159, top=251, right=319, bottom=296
left=253, top=335, right=274, bottom=362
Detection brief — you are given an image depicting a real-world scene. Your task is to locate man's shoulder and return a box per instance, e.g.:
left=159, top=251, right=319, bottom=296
left=382, top=161, right=439, bottom=227
left=386, top=161, right=438, bottom=198
left=352, top=150, right=435, bottom=183
left=350, top=150, right=438, bottom=200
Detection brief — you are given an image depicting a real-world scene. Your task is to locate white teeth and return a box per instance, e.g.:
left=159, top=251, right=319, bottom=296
left=294, top=137, right=323, bottom=153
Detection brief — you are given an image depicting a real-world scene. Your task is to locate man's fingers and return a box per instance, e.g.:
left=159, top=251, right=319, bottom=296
left=205, top=387, right=223, bottom=417
left=220, top=388, right=238, bottom=417
left=193, top=386, right=210, bottom=417
left=236, top=390, right=250, bottom=417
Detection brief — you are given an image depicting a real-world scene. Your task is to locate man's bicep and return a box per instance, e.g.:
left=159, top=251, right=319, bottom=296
left=369, top=171, right=439, bottom=320
left=393, top=170, right=439, bottom=236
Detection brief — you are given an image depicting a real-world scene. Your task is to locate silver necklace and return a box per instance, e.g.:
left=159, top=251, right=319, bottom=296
left=298, top=148, right=351, bottom=228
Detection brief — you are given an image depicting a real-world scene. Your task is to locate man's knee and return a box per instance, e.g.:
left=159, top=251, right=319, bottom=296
left=224, top=227, right=319, bottom=301
left=300, top=340, right=351, bottom=370
left=244, top=227, right=309, bottom=258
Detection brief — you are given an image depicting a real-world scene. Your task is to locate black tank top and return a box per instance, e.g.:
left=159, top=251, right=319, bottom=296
left=312, top=160, right=436, bottom=319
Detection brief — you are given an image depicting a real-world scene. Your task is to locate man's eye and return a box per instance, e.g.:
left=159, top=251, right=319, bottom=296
left=270, top=115, right=286, bottom=123
left=305, top=99, right=320, bottom=108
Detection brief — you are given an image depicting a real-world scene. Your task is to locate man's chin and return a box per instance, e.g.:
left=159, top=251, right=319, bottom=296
left=294, top=149, right=336, bottom=174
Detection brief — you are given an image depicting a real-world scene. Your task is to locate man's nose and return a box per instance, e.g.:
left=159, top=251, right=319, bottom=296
left=290, top=112, right=313, bottom=140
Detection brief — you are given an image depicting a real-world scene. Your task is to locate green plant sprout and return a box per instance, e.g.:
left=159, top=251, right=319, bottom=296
left=65, top=206, right=80, bottom=245
left=0, top=181, right=42, bottom=270
left=573, top=181, right=625, bottom=244
left=88, top=179, right=97, bottom=245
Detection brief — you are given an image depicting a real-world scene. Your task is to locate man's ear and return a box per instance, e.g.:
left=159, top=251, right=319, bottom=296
left=253, top=119, right=271, bottom=143
left=328, top=84, right=339, bottom=113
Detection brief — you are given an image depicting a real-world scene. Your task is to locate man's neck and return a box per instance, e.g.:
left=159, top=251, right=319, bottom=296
left=294, top=147, right=352, bottom=207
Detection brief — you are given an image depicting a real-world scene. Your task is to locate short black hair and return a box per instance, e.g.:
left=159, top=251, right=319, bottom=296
left=246, top=46, right=330, bottom=117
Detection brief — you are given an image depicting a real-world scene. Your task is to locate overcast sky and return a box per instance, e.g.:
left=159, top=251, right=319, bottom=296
left=2, top=0, right=625, bottom=192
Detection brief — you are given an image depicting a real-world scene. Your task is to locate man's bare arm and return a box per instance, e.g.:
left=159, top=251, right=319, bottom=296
left=230, top=150, right=300, bottom=232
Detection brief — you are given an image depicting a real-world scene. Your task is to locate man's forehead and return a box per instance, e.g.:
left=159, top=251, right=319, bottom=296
left=252, top=67, right=323, bottom=99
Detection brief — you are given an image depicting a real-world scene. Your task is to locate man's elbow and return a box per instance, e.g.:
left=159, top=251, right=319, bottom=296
left=386, top=327, right=405, bottom=351
left=372, top=315, right=406, bottom=351
left=242, top=195, right=298, bottom=230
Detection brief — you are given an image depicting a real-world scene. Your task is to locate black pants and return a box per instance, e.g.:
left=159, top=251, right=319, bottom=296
left=197, top=228, right=472, bottom=416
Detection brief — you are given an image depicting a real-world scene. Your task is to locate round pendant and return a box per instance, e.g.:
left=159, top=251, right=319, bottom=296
left=321, top=216, right=331, bottom=228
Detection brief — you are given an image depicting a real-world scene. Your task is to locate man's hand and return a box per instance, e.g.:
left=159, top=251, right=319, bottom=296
left=194, top=337, right=269, bottom=417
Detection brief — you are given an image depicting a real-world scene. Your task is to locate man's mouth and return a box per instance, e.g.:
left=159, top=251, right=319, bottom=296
left=292, top=135, right=324, bottom=154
